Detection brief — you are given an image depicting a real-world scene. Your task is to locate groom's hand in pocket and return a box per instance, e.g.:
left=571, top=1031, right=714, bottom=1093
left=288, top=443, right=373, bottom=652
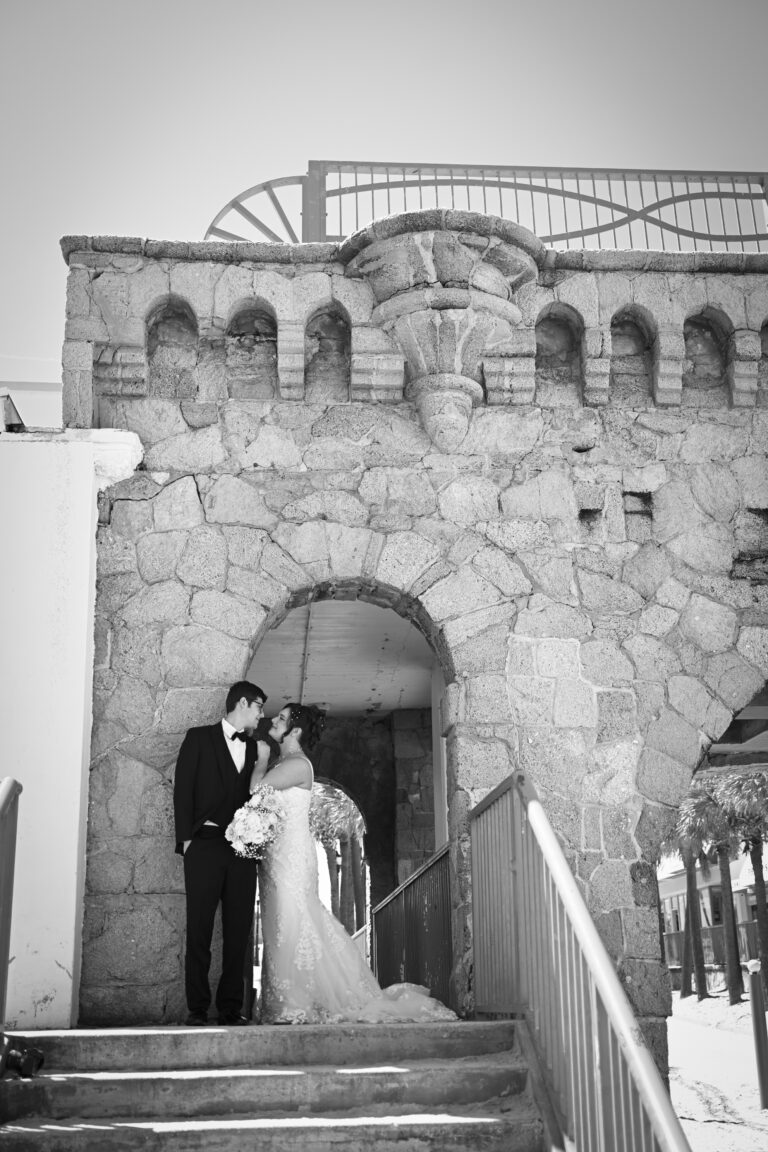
left=183, top=840, right=191, bottom=854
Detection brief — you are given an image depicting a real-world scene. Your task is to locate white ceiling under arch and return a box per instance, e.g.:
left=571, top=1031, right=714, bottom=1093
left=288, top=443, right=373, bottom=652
left=246, top=598, right=435, bottom=717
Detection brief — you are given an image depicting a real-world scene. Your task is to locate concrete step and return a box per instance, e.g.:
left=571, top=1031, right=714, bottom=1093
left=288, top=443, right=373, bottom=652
left=9, top=1020, right=517, bottom=1073
left=2, top=1051, right=528, bottom=1123
left=0, top=1098, right=544, bottom=1152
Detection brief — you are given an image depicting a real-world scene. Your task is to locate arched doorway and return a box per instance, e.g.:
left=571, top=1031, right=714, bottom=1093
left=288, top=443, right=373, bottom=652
left=246, top=595, right=448, bottom=910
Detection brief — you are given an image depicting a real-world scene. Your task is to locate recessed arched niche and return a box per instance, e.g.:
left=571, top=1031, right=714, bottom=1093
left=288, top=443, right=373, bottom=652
left=147, top=297, right=199, bottom=398
left=610, top=308, right=653, bottom=406
left=304, top=304, right=351, bottom=403
left=225, top=303, right=278, bottom=398
left=534, top=304, right=584, bottom=406
left=682, top=309, right=731, bottom=407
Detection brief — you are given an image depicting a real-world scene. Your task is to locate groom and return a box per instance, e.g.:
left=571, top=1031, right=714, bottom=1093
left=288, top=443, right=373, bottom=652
left=173, top=680, right=267, bottom=1026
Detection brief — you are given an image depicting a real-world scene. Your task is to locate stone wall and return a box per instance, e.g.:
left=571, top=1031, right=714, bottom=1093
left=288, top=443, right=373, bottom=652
left=393, top=709, right=435, bottom=883
left=61, top=216, right=768, bottom=1072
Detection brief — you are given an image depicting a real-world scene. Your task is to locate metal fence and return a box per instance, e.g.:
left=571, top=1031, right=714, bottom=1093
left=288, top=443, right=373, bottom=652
left=470, top=773, right=692, bottom=1152
left=370, top=845, right=451, bottom=1007
left=0, top=777, right=22, bottom=1028
left=206, top=161, right=768, bottom=252
left=664, top=920, right=760, bottom=968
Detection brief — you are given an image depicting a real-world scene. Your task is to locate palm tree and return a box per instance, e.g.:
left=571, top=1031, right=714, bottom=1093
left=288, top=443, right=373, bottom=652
left=677, top=786, right=744, bottom=1004
left=661, top=826, right=710, bottom=1001
left=715, top=769, right=768, bottom=997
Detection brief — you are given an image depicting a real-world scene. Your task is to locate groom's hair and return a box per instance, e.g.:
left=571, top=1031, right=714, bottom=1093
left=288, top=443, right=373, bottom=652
left=226, top=680, right=267, bottom=713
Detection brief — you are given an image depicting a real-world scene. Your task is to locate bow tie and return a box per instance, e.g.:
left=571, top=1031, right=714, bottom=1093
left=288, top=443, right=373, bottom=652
left=230, top=731, right=248, bottom=742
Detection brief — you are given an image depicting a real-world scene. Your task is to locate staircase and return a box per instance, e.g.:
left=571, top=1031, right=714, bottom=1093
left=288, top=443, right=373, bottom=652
left=0, top=1020, right=544, bottom=1150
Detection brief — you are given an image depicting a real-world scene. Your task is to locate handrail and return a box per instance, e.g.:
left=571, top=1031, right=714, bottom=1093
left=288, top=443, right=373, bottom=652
left=0, top=777, right=23, bottom=1028
left=470, top=771, right=691, bottom=1152
left=371, top=845, right=451, bottom=1006
left=205, top=160, right=768, bottom=252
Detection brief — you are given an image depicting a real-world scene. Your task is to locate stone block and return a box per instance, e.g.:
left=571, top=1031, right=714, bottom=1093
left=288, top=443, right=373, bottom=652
left=282, top=490, right=368, bottom=527
left=646, top=707, right=702, bottom=767
left=579, top=639, right=634, bottom=685
left=204, top=475, right=277, bottom=528
left=680, top=593, right=738, bottom=653
left=118, top=398, right=187, bottom=446
left=589, top=860, right=634, bottom=913
left=97, top=529, right=137, bottom=578
left=483, top=519, right=555, bottom=552
left=508, top=676, right=554, bottom=725
left=651, top=481, right=705, bottom=544
left=472, top=546, right=532, bottom=596
left=704, top=650, right=764, bottom=711
left=518, top=727, right=590, bottom=795
left=638, top=604, right=678, bottom=636
left=596, top=690, right=637, bottom=742
left=554, top=679, right=597, bottom=728
left=175, top=527, right=227, bottom=590
left=534, top=637, right=581, bottom=678
left=111, top=624, right=163, bottom=686
left=583, top=355, right=610, bottom=406
left=191, top=590, right=267, bottom=641
left=634, top=802, right=677, bottom=862
left=623, top=634, right=682, bottom=682
left=655, top=577, right=689, bottom=611
left=273, top=521, right=331, bottom=581
left=637, top=747, right=692, bottom=806
left=120, top=581, right=190, bottom=627
left=242, top=424, right=303, bottom=469
left=461, top=408, right=543, bottom=456
left=438, top=476, right=500, bottom=526
left=420, top=568, right=502, bottom=622
left=144, top=424, right=228, bottom=472
left=82, top=898, right=181, bottom=986
left=618, top=959, right=671, bottom=1019
left=375, top=531, right=442, bottom=590
left=506, top=636, right=536, bottom=677
left=679, top=422, right=750, bottom=464
left=259, top=542, right=309, bottom=593
left=226, top=566, right=285, bottom=609
left=153, top=476, right=203, bottom=531
left=601, top=806, right=638, bottom=859
left=691, top=463, right=740, bottom=523
left=577, top=570, right=644, bottom=616
left=520, top=553, right=575, bottom=603
left=449, top=733, right=512, bottom=791
left=359, top=469, right=437, bottom=518
left=482, top=354, right=536, bottom=405
left=111, top=498, right=155, bottom=539
left=214, top=532, right=266, bottom=581
left=737, top=625, right=768, bottom=676
left=162, top=624, right=250, bottom=686
left=464, top=674, right=510, bottom=723
left=136, top=531, right=187, bottom=584
left=157, top=687, right=227, bottom=733
left=515, top=595, right=593, bottom=639
left=325, top=523, right=376, bottom=579
left=666, top=521, right=734, bottom=573
left=733, top=454, right=768, bottom=508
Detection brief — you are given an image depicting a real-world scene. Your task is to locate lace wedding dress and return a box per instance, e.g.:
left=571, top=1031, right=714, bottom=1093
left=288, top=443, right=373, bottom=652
left=258, top=772, right=456, bottom=1025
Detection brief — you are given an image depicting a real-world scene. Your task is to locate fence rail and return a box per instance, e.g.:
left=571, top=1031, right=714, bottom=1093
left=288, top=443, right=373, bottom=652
left=0, top=777, right=22, bottom=1027
left=470, top=773, right=691, bottom=1152
left=206, top=160, right=768, bottom=253
left=370, top=845, right=451, bottom=1007
left=664, top=920, right=760, bottom=968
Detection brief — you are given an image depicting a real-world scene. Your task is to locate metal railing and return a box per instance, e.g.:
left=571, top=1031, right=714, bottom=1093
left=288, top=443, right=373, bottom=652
left=370, top=845, right=451, bottom=1007
left=206, top=160, right=768, bottom=252
left=664, top=920, right=760, bottom=968
left=0, top=778, right=22, bottom=1028
left=470, top=773, right=691, bottom=1152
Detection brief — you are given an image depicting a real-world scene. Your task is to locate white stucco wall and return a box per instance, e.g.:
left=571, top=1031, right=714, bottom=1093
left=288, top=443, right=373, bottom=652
left=0, top=430, right=141, bottom=1028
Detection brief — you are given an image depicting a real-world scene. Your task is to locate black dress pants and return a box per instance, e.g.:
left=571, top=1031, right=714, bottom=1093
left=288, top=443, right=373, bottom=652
left=183, top=834, right=257, bottom=1018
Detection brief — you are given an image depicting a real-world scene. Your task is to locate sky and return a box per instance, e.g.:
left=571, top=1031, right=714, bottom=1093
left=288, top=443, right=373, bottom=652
left=1, top=0, right=766, bottom=389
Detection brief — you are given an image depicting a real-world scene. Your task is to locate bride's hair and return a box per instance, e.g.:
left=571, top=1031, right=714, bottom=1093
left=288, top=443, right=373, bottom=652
left=285, top=703, right=327, bottom=752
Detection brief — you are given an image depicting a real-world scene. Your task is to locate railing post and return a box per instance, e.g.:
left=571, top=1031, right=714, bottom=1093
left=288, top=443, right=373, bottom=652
left=302, top=161, right=326, bottom=242
left=0, top=778, right=23, bottom=1029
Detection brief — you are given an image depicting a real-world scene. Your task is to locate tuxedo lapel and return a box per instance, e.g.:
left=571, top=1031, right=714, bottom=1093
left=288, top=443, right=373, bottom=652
left=211, top=722, right=235, bottom=788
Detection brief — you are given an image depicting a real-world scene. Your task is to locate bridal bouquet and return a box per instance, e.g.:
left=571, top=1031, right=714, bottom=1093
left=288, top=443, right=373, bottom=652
left=225, top=784, right=285, bottom=860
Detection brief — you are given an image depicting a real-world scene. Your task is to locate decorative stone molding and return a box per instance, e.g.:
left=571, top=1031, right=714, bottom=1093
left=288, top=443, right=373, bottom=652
left=93, top=344, right=148, bottom=397
left=277, top=321, right=305, bottom=399
left=583, top=327, right=611, bottom=406
left=350, top=326, right=405, bottom=403
left=340, top=211, right=544, bottom=450
left=729, top=329, right=760, bottom=408
left=652, top=328, right=685, bottom=406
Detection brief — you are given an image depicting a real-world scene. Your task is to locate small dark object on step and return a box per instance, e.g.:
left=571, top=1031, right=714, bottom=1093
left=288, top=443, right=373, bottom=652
left=0, top=1033, right=45, bottom=1079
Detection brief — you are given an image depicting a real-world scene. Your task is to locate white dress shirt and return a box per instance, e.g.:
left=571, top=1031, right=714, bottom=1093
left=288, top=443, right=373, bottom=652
left=221, top=718, right=246, bottom=772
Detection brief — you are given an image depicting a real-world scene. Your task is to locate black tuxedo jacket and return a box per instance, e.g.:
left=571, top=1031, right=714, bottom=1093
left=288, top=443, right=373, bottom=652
left=173, top=723, right=257, bottom=854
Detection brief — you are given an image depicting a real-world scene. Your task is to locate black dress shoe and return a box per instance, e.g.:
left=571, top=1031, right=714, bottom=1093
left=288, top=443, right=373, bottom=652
left=185, top=1012, right=208, bottom=1026
left=217, top=1014, right=250, bottom=1026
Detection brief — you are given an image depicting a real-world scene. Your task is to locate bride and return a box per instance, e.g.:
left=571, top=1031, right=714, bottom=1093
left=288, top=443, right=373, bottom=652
left=250, top=702, right=456, bottom=1025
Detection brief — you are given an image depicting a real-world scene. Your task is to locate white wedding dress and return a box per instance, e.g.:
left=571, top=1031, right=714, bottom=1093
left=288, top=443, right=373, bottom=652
left=258, top=771, right=456, bottom=1025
